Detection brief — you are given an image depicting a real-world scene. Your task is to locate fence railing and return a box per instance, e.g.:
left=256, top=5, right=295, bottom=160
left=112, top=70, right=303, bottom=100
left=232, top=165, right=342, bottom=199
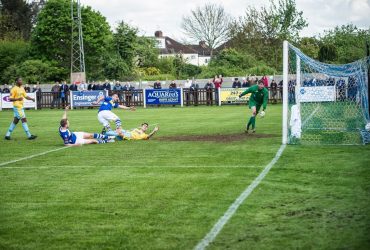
left=32, top=88, right=283, bottom=108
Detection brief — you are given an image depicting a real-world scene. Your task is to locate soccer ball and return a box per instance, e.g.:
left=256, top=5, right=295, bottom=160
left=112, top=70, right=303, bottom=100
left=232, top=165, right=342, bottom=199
left=259, top=111, right=265, bottom=118
left=365, top=122, right=370, bottom=131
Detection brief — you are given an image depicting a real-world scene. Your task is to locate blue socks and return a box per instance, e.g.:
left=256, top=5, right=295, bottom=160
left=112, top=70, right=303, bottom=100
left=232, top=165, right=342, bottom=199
left=6, top=122, right=16, bottom=137
left=22, top=122, right=32, bottom=137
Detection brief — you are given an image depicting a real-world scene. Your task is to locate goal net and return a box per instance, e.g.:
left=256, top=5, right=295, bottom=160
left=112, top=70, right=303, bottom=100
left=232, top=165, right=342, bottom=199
left=282, top=42, right=370, bottom=145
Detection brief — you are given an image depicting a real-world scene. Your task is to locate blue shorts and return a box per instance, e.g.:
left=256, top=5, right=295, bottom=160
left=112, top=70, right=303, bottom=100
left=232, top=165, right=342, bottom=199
left=13, top=107, right=26, bottom=119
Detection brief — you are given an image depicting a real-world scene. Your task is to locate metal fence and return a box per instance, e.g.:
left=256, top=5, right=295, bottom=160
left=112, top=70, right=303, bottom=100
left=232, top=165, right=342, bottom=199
left=35, top=88, right=283, bottom=108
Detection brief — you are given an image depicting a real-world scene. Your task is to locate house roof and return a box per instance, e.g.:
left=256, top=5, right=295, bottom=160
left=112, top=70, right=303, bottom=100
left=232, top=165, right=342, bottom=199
left=158, top=36, right=198, bottom=55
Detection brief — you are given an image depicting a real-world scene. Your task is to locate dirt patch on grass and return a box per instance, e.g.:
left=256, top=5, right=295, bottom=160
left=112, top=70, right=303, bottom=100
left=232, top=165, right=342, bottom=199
left=158, top=133, right=277, bottom=143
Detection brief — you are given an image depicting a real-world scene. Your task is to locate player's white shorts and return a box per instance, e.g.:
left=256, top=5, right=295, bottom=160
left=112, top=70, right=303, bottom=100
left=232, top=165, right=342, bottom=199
left=98, top=110, right=119, bottom=127
left=73, top=132, right=87, bottom=145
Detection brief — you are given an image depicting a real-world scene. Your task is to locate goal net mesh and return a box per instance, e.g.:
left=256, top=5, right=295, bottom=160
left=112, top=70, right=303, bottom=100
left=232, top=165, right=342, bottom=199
left=286, top=44, right=369, bottom=145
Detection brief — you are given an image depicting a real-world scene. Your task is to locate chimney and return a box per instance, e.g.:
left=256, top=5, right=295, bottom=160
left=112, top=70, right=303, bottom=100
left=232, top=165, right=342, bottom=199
left=199, top=41, right=206, bottom=48
left=155, top=31, right=163, bottom=37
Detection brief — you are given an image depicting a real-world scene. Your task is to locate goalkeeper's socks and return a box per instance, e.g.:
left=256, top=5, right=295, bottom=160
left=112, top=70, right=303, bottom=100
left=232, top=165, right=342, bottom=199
left=247, top=117, right=253, bottom=130
left=251, top=116, right=256, bottom=129
left=6, top=122, right=17, bottom=136
left=22, top=122, right=32, bottom=137
left=94, top=133, right=108, bottom=139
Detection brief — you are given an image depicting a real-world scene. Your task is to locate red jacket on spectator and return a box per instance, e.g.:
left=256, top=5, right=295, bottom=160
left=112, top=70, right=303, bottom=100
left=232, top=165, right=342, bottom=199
left=213, top=77, right=223, bottom=89
left=262, top=76, right=269, bottom=87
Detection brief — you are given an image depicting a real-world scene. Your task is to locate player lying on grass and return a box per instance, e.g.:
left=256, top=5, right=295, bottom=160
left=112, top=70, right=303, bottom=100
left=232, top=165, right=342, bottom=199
left=105, top=123, right=159, bottom=140
left=59, top=106, right=113, bottom=146
left=92, top=94, right=135, bottom=134
left=238, top=80, right=268, bottom=133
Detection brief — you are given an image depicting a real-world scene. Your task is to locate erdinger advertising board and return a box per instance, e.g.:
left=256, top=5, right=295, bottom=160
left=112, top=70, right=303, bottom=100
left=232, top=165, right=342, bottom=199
left=70, top=91, right=107, bottom=108
left=220, top=88, right=251, bottom=104
left=0, top=93, right=37, bottom=110
left=145, top=89, right=181, bottom=105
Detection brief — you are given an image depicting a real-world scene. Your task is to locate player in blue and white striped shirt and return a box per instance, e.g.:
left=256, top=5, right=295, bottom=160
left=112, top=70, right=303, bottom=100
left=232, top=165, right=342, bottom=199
left=92, top=94, right=135, bottom=134
left=59, top=106, right=113, bottom=146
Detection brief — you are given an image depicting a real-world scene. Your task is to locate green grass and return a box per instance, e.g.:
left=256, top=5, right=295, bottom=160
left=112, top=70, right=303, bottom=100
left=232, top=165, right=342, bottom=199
left=0, top=105, right=369, bottom=249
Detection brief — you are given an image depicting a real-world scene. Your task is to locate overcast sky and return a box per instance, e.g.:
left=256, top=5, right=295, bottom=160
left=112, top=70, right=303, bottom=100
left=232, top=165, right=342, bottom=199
left=81, top=0, right=370, bottom=41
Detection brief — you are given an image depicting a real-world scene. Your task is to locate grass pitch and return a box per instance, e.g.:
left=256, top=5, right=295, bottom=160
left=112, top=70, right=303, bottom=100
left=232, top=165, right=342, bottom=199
left=0, top=105, right=369, bottom=249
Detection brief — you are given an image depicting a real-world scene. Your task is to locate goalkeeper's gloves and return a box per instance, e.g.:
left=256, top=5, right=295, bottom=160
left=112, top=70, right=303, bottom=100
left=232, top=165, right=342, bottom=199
left=259, top=110, right=266, bottom=118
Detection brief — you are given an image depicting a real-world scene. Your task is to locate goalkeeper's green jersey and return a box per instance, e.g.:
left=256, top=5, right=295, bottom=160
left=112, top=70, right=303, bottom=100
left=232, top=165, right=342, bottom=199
left=240, top=85, right=269, bottom=109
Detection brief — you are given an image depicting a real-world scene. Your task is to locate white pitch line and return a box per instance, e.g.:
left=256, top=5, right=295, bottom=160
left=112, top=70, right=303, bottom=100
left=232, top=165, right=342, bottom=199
left=194, top=144, right=286, bottom=250
left=0, top=147, right=68, bottom=167
left=0, top=164, right=261, bottom=170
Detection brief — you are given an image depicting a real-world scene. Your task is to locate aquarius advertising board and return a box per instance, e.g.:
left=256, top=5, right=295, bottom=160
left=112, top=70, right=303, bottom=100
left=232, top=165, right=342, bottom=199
left=145, top=89, right=181, bottom=105
left=70, top=91, right=107, bottom=107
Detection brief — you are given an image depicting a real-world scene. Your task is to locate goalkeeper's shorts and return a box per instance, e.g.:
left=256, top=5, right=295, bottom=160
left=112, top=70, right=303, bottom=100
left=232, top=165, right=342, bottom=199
left=249, top=100, right=262, bottom=113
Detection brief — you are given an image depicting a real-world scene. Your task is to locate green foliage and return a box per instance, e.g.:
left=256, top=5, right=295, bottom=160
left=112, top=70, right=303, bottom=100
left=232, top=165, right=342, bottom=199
left=299, top=37, right=320, bottom=59
left=246, top=64, right=276, bottom=75
left=113, top=21, right=137, bottom=70
left=0, top=0, right=36, bottom=40
left=319, top=24, right=370, bottom=63
left=2, top=59, right=66, bottom=84
left=156, top=57, right=174, bottom=74
left=318, top=44, right=337, bottom=62
left=210, top=48, right=254, bottom=69
left=31, top=0, right=112, bottom=79
left=135, top=37, right=159, bottom=68
left=0, top=39, right=30, bottom=82
left=141, top=73, right=175, bottom=81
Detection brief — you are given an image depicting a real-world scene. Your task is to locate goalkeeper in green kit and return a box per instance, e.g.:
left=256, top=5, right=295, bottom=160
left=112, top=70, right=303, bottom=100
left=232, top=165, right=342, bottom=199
left=238, top=80, right=269, bottom=133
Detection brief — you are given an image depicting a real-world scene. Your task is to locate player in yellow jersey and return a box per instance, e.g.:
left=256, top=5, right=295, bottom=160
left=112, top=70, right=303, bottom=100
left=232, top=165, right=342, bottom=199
left=5, top=77, right=37, bottom=140
left=113, top=123, right=159, bottom=140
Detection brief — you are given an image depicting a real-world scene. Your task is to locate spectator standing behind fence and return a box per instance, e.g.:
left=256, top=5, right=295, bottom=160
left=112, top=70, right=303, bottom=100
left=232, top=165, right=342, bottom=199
left=204, top=80, right=214, bottom=106
left=190, top=81, right=199, bottom=106
left=24, top=84, right=31, bottom=93
left=88, top=82, right=95, bottom=90
left=153, top=80, right=162, bottom=89
left=60, top=81, right=69, bottom=108
left=103, top=81, right=111, bottom=91
left=123, top=82, right=134, bottom=106
left=69, top=82, right=78, bottom=91
left=262, top=75, right=269, bottom=88
left=242, top=78, right=249, bottom=88
left=78, top=81, right=87, bottom=91
left=278, top=80, right=283, bottom=99
left=213, top=75, right=223, bottom=105
left=169, top=80, right=177, bottom=89
left=32, top=82, right=42, bottom=109
left=2, top=84, right=10, bottom=93
left=270, top=79, right=278, bottom=103
left=51, top=82, right=60, bottom=109
left=232, top=78, right=241, bottom=88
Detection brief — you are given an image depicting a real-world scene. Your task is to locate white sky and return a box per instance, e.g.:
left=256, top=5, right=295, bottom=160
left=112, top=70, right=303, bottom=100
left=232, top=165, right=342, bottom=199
left=80, top=0, right=370, bottom=41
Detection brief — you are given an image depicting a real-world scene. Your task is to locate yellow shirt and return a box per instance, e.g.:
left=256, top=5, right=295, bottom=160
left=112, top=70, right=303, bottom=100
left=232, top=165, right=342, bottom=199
left=10, top=86, right=27, bottom=108
left=127, top=129, right=149, bottom=140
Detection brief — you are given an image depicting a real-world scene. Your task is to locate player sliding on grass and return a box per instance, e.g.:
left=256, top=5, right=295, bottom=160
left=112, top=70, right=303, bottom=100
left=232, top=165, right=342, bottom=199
left=59, top=106, right=113, bottom=146
left=92, top=94, right=135, bottom=134
left=106, top=123, right=159, bottom=140
left=238, top=80, right=268, bottom=133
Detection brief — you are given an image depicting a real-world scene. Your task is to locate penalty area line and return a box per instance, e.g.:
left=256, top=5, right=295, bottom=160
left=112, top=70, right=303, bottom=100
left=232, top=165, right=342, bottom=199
left=0, top=147, right=68, bottom=167
left=194, top=144, right=286, bottom=250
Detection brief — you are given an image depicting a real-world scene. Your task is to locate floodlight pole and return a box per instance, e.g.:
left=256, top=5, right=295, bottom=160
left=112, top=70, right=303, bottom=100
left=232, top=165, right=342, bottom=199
left=71, top=0, right=86, bottom=83
left=282, top=41, right=289, bottom=145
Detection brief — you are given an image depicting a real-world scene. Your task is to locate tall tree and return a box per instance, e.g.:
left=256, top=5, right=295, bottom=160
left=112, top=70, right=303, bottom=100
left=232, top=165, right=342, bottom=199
left=319, top=24, right=370, bottom=63
left=0, top=0, right=34, bottom=40
left=31, top=0, right=112, bottom=80
left=181, top=3, right=232, bottom=55
left=229, top=0, right=307, bottom=71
